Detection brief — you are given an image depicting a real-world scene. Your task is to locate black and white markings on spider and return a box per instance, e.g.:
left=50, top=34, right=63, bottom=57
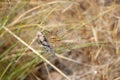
left=37, top=31, right=55, bottom=56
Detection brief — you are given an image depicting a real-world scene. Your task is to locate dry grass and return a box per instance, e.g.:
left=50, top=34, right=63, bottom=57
left=0, top=0, right=120, bottom=80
